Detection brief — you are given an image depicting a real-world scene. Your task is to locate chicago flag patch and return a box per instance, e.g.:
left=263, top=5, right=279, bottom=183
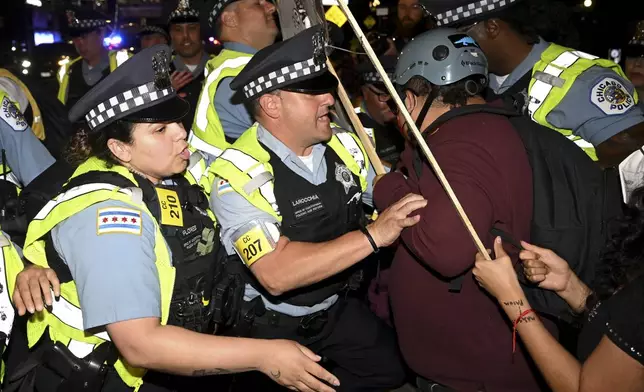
left=96, top=207, right=142, bottom=235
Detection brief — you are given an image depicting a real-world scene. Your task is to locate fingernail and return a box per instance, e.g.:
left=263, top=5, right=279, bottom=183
left=495, top=236, right=501, bottom=243
left=333, top=380, right=340, bottom=386
left=27, top=307, right=34, bottom=313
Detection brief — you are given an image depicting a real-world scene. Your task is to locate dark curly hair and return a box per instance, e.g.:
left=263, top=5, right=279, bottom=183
left=64, top=120, right=135, bottom=167
left=590, top=186, right=644, bottom=304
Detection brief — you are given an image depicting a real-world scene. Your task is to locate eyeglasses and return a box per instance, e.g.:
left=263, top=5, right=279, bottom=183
left=367, top=85, right=391, bottom=102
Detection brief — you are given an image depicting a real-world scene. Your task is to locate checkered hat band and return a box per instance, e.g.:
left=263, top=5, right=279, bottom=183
left=209, top=1, right=227, bottom=26
left=630, top=39, right=644, bottom=47
left=85, top=82, right=174, bottom=130
left=435, top=0, right=518, bottom=26
left=141, top=26, right=167, bottom=36
left=243, top=58, right=327, bottom=99
left=363, top=72, right=393, bottom=83
left=70, top=19, right=107, bottom=29
left=169, top=9, right=199, bottom=21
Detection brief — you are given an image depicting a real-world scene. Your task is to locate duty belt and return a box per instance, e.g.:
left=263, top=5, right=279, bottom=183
left=252, top=301, right=341, bottom=339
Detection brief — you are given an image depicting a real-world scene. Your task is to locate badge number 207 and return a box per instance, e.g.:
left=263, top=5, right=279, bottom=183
left=235, top=226, right=271, bottom=266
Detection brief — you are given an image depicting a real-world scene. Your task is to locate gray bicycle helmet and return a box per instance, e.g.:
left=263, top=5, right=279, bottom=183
left=393, top=28, right=488, bottom=88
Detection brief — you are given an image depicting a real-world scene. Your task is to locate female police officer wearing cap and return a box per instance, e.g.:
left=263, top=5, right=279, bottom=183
left=6, top=44, right=339, bottom=392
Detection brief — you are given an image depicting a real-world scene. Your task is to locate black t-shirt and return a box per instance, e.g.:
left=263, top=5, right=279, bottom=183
left=578, top=273, right=644, bottom=365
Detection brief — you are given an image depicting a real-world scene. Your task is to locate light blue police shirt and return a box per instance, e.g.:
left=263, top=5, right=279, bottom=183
left=210, top=124, right=378, bottom=317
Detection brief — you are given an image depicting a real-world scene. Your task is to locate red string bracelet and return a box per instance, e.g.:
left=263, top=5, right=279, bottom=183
left=513, top=308, right=537, bottom=354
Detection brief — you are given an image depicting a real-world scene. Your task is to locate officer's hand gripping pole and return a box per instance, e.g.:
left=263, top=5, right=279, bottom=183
left=335, top=0, right=492, bottom=260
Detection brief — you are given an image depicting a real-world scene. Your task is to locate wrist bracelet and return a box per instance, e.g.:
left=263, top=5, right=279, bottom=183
left=513, top=308, right=537, bottom=354
left=360, top=226, right=379, bottom=253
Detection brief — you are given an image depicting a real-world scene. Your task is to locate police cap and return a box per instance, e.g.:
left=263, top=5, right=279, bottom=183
left=230, top=25, right=338, bottom=100
left=356, top=55, right=397, bottom=86
left=138, top=24, right=170, bottom=42
left=208, top=0, right=240, bottom=28
left=420, top=0, right=523, bottom=27
left=69, top=44, right=189, bottom=133
left=64, top=7, right=109, bottom=38
left=625, top=21, right=644, bottom=58
left=168, top=0, right=200, bottom=25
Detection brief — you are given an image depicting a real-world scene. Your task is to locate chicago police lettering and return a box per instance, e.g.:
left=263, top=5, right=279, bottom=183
left=591, top=77, right=634, bottom=115
left=1, top=97, right=28, bottom=132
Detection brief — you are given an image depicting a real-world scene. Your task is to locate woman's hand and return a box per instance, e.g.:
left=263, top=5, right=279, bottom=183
left=13, top=264, right=60, bottom=316
left=519, top=241, right=573, bottom=293
left=259, top=340, right=340, bottom=392
left=473, top=237, right=524, bottom=301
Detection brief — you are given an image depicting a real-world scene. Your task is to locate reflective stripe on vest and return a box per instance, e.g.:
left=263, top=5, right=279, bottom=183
left=354, top=106, right=375, bottom=145
left=527, top=43, right=638, bottom=161
left=0, top=233, right=20, bottom=348
left=213, top=124, right=369, bottom=221
left=0, top=165, right=21, bottom=188
left=0, top=69, right=45, bottom=140
left=57, top=51, right=130, bottom=105
left=190, top=52, right=252, bottom=158
left=22, top=157, right=175, bottom=391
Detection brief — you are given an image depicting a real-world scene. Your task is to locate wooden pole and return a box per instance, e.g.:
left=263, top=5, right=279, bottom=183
left=336, top=0, right=491, bottom=259
left=326, top=60, right=386, bottom=175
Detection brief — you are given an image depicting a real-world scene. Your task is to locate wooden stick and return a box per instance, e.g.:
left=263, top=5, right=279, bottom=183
left=336, top=0, right=491, bottom=260
left=326, top=60, right=386, bottom=175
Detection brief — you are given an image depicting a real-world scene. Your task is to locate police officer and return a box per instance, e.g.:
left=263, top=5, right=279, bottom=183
left=355, top=55, right=405, bottom=166
left=167, top=0, right=212, bottom=132
left=6, top=44, right=339, bottom=392
left=57, top=7, right=130, bottom=109
left=0, top=77, right=55, bottom=246
left=211, top=26, right=425, bottom=391
left=189, top=0, right=279, bottom=158
left=625, top=21, right=644, bottom=100
left=138, top=23, right=170, bottom=49
left=421, top=0, right=644, bottom=167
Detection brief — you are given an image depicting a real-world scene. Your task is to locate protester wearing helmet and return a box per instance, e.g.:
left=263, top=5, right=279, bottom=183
left=373, top=28, right=546, bottom=391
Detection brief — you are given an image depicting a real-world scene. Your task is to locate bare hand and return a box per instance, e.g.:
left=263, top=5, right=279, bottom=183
left=13, top=264, right=60, bottom=316
left=519, top=241, right=572, bottom=293
left=473, top=237, right=524, bottom=301
left=170, top=71, right=194, bottom=91
left=260, top=340, right=339, bottom=392
left=368, top=193, right=427, bottom=248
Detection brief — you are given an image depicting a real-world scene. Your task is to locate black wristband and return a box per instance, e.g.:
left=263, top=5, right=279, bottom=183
left=360, top=226, right=379, bottom=253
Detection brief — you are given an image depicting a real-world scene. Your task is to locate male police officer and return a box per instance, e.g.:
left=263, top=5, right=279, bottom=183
left=189, top=0, right=279, bottom=158
left=210, top=26, right=425, bottom=390
left=138, top=23, right=170, bottom=49
left=167, top=0, right=212, bottom=132
left=57, top=7, right=130, bottom=109
left=625, top=21, right=644, bottom=100
left=0, top=81, right=55, bottom=246
left=355, top=55, right=405, bottom=166
left=422, top=0, right=644, bottom=167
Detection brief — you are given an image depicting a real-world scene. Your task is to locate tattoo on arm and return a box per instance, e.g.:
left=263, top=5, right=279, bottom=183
left=502, top=299, right=524, bottom=307
left=192, top=368, right=254, bottom=377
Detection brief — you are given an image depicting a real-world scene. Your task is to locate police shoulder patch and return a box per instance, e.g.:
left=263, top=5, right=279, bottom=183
left=0, top=97, right=27, bottom=132
left=590, top=77, right=635, bottom=115
left=96, top=207, right=142, bottom=235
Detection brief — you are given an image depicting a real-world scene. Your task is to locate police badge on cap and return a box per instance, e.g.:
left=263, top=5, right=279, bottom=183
left=168, top=0, right=200, bottom=25
left=64, top=7, right=109, bottom=37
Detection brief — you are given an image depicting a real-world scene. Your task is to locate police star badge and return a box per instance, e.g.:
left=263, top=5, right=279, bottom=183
left=335, top=162, right=356, bottom=194
left=1, top=97, right=28, bottom=132
left=152, top=50, right=172, bottom=90
left=312, top=28, right=326, bottom=66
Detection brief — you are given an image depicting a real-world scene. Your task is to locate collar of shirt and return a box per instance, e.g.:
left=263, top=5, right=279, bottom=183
left=256, top=124, right=329, bottom=185
left=82, top=53, right=110, bottom=86
left=488, top=38, right=550, bottom=95
left=223, top=41, right=258, bottom=55
left=173, top=51, right=210, bottom=77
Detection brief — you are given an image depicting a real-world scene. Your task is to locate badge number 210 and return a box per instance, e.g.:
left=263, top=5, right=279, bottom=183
left=156, top=188, right=184, bottom=227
